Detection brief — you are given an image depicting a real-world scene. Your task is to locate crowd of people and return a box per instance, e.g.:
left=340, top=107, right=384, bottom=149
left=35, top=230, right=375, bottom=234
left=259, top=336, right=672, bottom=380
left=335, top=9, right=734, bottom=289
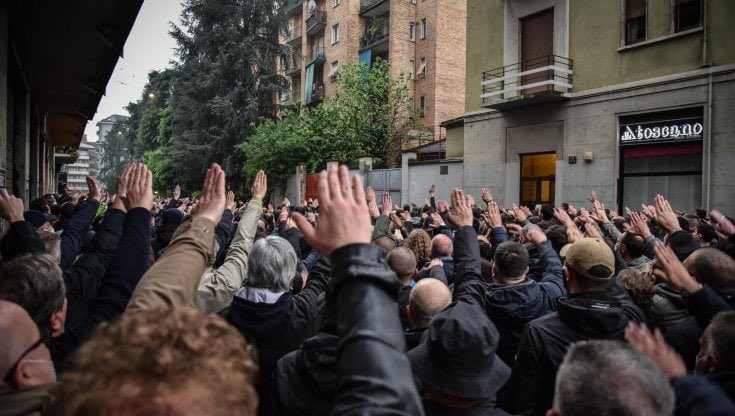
left=1, top=161, right=735, bottom=416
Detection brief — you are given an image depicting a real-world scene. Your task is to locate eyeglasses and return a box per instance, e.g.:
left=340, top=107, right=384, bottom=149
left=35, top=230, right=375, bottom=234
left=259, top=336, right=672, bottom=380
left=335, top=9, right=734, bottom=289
left=3, top=337, right=44, bottom=384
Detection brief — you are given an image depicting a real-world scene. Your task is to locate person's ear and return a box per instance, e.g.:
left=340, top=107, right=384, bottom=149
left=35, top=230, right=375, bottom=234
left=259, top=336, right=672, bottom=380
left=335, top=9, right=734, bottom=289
left=49, top=298, right=67, bottom=338
left=710, top=353, right=721, bottom=373
left=524, top=266, right=530, bottom=276
left=491, top=264, right=498, bottom=283
left=14, top=361, right=43, bottom=389
left=406, top=305, right=415, bottom=322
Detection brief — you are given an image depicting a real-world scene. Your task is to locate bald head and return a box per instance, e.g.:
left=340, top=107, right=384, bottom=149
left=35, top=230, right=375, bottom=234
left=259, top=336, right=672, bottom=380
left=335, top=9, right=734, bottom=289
left=407, top=278, right=451, bottom=329
left=387, top=247, right=417, bottom=284
left=431, top=234, right=453, bottom=259
left=0, top=301, right=55, bottom=389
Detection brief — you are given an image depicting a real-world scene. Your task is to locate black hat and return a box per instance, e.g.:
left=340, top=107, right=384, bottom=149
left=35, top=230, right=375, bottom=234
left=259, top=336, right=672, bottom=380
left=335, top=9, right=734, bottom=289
left=407, top=302, right=510, bottom=399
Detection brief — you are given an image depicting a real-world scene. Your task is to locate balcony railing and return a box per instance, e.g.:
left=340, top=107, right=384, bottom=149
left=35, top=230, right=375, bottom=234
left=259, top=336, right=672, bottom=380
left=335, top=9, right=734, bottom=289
left=359, top=28, right=390, bottom=50
left=306, top=10, right=327, bottom=35
left=481, top=54, right=573, bottom=110
left=285, top=0, right=303, bottom=16
left=285, top=25, right=302, bottom=45
left=312, top=83, right=325, bottom=100
left=360, top=0, right=389, bottom=17
left=282, top=52, right=302, bottom=77
left=308, top=46, right=326, bottom=64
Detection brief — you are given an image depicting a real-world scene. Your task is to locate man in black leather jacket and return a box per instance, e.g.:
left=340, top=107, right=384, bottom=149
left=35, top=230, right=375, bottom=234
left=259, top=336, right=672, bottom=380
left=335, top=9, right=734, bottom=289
left=292, top=165, right=423, bottom=415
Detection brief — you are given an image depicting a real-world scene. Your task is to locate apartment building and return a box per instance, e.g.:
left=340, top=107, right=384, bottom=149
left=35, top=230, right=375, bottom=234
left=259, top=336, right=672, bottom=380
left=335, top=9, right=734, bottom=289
left=451, top=0, right=735, bottom=213
left=60, top=136, right=100, bottom=191
left=280, top=0, right=466, bottom=135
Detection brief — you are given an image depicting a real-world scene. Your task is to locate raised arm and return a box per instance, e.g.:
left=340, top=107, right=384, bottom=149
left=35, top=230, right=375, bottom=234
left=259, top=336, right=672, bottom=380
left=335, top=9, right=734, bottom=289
left=193, top=170, right=266, bottom=313
left=127, top=164, right=226, bottom=312
left=0, top=190, right=45, bottom=262
left=447, top=189, right=485, bottom=306
left=293, top=166, right=422, bottom=415
left=59, top=176, right=101, bottom=270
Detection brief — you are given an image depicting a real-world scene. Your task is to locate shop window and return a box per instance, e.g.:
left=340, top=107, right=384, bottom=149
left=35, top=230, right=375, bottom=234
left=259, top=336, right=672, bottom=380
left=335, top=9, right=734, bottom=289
left=674, top=0, right=702, bottom=32
left=624, top=0, right=646, bottom=45
left=621, top=143, right=702, bottom=212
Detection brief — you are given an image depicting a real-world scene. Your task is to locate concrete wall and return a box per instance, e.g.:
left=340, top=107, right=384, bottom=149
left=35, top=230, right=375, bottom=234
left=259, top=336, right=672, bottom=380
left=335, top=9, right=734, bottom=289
left=445, top=124, right=464, bottom=158
left=401, top=152, right=463, bottom=206
left=465, top=0, right=504, bottom=112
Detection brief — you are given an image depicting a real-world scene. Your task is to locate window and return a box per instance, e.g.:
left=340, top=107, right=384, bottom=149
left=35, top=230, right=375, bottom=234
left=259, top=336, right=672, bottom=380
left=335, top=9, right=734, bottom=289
left=409, top=59, right=415, bottom=79
left=420, top=18, right=427, bottom=39
left=419, top=96, right=425, bottom=117
left=331, top=23, right=340, bottom=44
left=410, top=0, right=416, bottom=4
left=624, top=0, right=646, bottom=45
left=417, top=57, right=426, bottom=78
left=329, top=60, right=339, bottom=82
left=409, top=22, right=416, bottom=41
left=440, top=166, right=448, bottom=175
left=674, top=0, right=701, bottom=32
left=333, top=0, right=341, bottom=7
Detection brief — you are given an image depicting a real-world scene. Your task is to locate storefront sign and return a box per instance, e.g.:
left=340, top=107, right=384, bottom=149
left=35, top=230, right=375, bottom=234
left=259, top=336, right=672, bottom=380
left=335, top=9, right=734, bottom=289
left=619, top=117, right=704, bottom=145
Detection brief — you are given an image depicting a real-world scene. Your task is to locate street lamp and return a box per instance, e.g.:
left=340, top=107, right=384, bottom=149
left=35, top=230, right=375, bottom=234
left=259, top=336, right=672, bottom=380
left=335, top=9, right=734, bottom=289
left=149, top=93, right=155, bottom=99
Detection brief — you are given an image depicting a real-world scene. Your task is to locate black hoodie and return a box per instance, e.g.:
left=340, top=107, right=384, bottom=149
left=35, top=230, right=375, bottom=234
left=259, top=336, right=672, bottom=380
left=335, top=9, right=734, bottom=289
left=500, top=290, right=646, bottom=416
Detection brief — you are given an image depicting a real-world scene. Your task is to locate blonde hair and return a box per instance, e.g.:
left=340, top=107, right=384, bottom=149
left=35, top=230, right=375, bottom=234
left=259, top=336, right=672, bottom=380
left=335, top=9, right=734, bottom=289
left=405, top=229, right=432, bottom=266
left=57, top=308, right=258, bottom=415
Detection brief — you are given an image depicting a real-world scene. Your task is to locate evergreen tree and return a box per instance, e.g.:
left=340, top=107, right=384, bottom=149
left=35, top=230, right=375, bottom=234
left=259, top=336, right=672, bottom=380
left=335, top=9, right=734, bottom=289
left=168, top=0, right=288, bottom=190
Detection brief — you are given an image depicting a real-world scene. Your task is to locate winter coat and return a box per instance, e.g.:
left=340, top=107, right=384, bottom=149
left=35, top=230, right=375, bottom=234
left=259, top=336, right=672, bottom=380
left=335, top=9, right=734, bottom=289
left=500, top=290, right=647, bottom=416
left=485, top=235, right=564, bottom=366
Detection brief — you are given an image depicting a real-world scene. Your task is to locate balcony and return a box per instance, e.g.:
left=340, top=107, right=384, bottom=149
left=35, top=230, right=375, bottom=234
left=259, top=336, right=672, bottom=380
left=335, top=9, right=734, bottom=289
left=285, top=0, right=303, bottom=16
left=360, top=0, right=389, bottom=18
left=306, top=10, right=327, bottom=36
left=359, top=27, right=390, bottom=52
left=308, top=46, right=326, bottom=65
left=282, top=52, right=302, bottom=77
left=311, top=83, right=325, bottom=103
left=481, top=55, right=573, bottom=111
left=285, top=25, right=302, bottom=47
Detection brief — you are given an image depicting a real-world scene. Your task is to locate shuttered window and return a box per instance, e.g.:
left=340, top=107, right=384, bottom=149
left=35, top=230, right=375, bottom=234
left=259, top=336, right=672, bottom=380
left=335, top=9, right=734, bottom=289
left=625, top=0, right=646, bottom=44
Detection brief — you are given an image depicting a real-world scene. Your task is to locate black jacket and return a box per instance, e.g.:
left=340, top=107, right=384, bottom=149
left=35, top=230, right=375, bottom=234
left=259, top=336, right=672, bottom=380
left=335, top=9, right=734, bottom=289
left=485, top=232, right=564, bottom=366
left=273, top=330, right=339, bottom=415
left=59, top=199, right=100, bottom=270
left=226, top=255, right=329, bottom=415
left=709, top=371, right=735, bottom=404
left=501, top=290, right=647, bottom=416
left=672, top=375, right=735, bottom=416
left=327, top=243, right=423, bottom=415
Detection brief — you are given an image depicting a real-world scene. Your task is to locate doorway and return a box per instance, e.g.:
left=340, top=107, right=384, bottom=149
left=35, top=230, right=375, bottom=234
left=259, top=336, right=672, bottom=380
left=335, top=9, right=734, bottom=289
left=520, top=8, right=554, bottom=95
left=520, top=152, right=556, bottom=208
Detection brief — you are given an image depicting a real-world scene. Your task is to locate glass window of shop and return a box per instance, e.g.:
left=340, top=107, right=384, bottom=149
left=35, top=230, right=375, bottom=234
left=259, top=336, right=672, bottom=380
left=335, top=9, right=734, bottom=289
left=618, top=108, right=703, bottom=213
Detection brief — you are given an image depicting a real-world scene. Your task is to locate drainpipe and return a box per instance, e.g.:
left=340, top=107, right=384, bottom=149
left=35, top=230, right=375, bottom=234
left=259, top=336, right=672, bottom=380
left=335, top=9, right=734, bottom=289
left=701, top=0, right=709, bottom=67
left=705, top=72, right=713, bottom=210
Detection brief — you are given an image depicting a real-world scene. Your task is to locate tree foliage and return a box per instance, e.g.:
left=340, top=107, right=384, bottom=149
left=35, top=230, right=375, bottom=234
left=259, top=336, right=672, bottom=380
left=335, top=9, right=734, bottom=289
left=242, top=59, right=419, bottom=183
left=98, top=123, right=135, bottom=191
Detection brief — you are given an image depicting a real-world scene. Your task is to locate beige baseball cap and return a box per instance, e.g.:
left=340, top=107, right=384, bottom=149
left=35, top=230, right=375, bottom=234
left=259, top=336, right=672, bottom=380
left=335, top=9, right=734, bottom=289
left=560, top=238, right=615, bottom=282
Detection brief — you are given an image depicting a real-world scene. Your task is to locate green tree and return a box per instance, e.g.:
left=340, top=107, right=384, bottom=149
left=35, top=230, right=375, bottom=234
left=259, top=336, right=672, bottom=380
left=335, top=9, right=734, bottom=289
left=168, top=0, right=288, bottom=191
left=242, top=59, right=419, bottom=183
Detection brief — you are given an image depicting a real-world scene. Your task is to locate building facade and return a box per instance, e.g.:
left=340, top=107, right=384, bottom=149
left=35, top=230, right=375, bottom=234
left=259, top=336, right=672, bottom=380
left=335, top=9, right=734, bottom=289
left=281, top=0, right=466, bottom=135
left=96, top=114, right=128, bottom=144
left=454, top=0, right=735, bottom=214
left=60, top=136, right=99, bottom=191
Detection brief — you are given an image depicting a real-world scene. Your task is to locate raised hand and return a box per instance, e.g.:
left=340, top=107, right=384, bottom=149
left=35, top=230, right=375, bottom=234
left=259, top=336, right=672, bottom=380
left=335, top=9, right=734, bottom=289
left=584, top=222, right=604, bottom=241
left=390, top=212, right=404, bottom=229
left=446, top=188, right=473, bottom=228
left=367, top=200, right=380, bottom=219
left=250, top=170, right=267, bottom=201
left=652, top=242, right=700, bottom=294
left=292, top=165, right=371, bottom=256
left=641, top=204, right=657, bottom=220
left=120, top=163, right=154, bottom=211
left=467, top=194, right=476, bottom=207
left=481, top=187, right=493, bottom=204
left=366, top=186, right=376, bottom=204
left=430, top=212, right=445, bottom=228
left=653, top=195, right=681, bottom=234
left=587, top=190, right=597, bottom=203
left=483, top=201, right=503, bottom=229
left=626, top=323, right=686, bottom=378
left=0, top=188, right=25, bottom=223
left=512, top=204, right=527, bottom=223
left=567, top=204, right=578, bottom=216
left=710, top=209, right=735, bottom=237
left=173, top=184, right=181, bottom=200
left=380, top=192, right=392, bottom=215
left=282, top=196, right=290, bottom=207
left=590, top=200, right=609, bottom=224
left=428, top=184, right=436, bottom=196
left=86, top=176, right=101, bottom=201
left=554, top=208, right=573, bottom=225
left=524, top=223, right=547, bottom=245
left=628, top=211, right=652, bottom=238
left=226, top=191, right=236, bottom=212
left=194, top=163, right=227, bottom=225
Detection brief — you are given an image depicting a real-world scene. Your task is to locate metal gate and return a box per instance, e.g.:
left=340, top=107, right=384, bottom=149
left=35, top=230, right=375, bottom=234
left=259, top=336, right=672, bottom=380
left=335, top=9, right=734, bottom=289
left=365, top=168, right=401, bottom=206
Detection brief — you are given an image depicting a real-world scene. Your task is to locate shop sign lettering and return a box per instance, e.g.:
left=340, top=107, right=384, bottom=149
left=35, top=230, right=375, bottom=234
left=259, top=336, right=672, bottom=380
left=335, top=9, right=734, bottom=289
left=619, top=117, right=704, bottom=144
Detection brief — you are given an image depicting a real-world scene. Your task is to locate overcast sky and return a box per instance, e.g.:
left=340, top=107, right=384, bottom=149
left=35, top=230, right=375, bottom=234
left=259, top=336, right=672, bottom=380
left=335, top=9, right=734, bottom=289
left=85, top=0, right=184, bottom=142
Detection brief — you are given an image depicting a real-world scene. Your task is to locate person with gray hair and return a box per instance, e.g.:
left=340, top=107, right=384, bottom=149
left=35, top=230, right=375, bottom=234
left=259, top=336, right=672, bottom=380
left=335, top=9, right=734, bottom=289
left=548, top=340, right=675, bottom=416
left=224, top=232, right=330, bottom=414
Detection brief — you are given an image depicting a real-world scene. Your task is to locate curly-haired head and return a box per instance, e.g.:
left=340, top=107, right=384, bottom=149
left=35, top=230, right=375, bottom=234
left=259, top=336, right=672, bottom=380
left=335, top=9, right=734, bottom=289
left=405, top=229, right=432, bottom=267
left=57, top=308, right=259, bottom=416
left=617, top=269, right=655, bottom=309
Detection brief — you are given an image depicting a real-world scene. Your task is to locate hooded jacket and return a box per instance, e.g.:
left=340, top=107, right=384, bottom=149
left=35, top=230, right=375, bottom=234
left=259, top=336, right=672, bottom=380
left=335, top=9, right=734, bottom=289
left=272, top=330, right=339, bottom=415
left=501, top=290, right=646, bottom=416
left=484, top=232, right=564, bottom=366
